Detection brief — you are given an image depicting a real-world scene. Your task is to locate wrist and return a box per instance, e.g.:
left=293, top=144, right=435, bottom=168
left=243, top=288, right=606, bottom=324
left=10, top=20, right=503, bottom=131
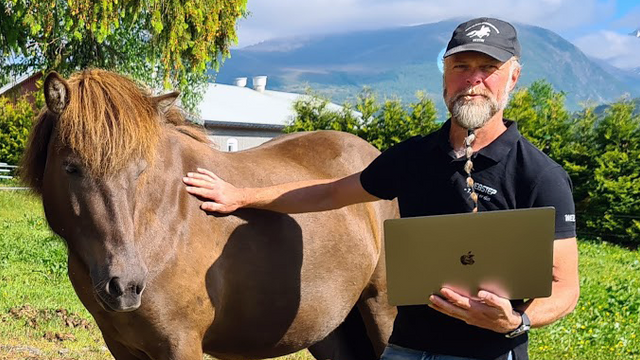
left=505, top=310, right=531, bottom=338
left=238, top=187, right=252, bottom=208
left=508, top=310, right=522, bottom=331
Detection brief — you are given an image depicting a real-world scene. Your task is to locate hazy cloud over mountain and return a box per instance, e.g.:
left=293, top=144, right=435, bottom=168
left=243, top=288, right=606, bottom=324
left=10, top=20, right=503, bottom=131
left=575, top=30, right=640, bottom=69
left=235, top=0, right=640, bottom=69
left=237, top=0, right=616, bottom=46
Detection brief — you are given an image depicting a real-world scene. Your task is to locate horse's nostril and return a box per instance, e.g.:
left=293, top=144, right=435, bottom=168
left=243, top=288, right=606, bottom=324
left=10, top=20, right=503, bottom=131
left=135, top=284, right=144, bottom=295
left=107, top=277, right=124, bottom=297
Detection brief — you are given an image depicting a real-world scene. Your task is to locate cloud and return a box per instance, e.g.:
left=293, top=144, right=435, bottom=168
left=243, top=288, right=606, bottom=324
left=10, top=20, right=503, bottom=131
left=573, top=30, right=640, bottom=69
left=236, top=0, right=616, bottom=46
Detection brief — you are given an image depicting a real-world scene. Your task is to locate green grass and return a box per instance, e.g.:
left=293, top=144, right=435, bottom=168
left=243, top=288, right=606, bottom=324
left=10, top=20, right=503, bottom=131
left=1, top=191, right=638, bottom=359
left=0, top=177, right=22, bottom=187
left=530, top=239, right=640, bottom=359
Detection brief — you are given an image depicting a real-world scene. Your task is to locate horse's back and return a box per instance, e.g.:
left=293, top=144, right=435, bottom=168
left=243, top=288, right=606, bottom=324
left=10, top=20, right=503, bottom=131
left=224, top=131, right=380, bottom=186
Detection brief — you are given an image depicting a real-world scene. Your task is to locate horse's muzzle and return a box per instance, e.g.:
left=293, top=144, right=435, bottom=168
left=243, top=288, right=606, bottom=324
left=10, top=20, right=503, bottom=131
left=96, top=276, right=146, bottom=312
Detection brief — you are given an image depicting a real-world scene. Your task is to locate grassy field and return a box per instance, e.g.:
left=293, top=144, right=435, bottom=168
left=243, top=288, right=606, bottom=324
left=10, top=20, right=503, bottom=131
left=1, top=190, right=638, bottom=360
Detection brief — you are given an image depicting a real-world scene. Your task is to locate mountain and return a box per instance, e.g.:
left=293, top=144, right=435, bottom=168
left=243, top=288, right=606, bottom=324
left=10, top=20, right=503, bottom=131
left=591, top=58, right=640, bottom=96
left=594, top=98, right=640, bottom=117
left=630, top=29, right=640, bottom=38
left=213, top=20, right=640, bottom=115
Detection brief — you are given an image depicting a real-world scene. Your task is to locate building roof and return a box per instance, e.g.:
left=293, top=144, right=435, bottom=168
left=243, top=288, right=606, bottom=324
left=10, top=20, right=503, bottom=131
left=197, top=82, right=347, bottom=127
left=0, top=73, right=36, bottom=96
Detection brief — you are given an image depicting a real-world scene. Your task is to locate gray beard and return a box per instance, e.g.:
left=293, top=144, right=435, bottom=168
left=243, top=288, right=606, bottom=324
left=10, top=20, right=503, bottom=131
left=444, top=75, right=513, bottom=130
left=449, top=96, right=500, bottom=130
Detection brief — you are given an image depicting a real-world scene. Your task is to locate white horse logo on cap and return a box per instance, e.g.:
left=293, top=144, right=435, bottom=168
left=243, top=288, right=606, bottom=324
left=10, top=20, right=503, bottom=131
left=467, top=25, right=491, bottom=39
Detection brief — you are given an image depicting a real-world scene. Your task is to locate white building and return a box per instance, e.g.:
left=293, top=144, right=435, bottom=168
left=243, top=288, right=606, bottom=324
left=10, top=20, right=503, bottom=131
left=197, top=76, right=346, bottom=151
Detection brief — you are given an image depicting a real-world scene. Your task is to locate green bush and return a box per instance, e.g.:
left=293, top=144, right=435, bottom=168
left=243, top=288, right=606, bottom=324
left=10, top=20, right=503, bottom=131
left=0, top=91, right=44, bottom=166
left=286, top=88, right=440, bottom=151
left=583, top=100, right=640, bottom=243
left=506, top=82, right=640, bottom=245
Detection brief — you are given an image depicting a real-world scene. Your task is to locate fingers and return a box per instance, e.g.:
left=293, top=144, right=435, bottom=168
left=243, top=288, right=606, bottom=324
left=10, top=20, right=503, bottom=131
left=478, top=290, right=509, bottom=309
left=184, top=186, right=210, bottom=197
left=183, top=168, right=237, bottom=213
left=197, top=167, right=220, bottom=180
left=183, top=177, right=216, bottom=190
left=201, top=201, right=225, bottom=213
left=428, top=294, right=467, bottom=321
left=185, top=172, right=215, bottom=183
left=439, top=288, right=472, bottom=310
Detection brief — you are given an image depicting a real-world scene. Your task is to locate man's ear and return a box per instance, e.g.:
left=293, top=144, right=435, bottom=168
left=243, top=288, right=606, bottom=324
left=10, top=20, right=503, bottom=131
left=44, top=72, right=71, bottom=115
left=151, top=91, right=180, bottom=115
left=509, top=64, right=521, bottom=92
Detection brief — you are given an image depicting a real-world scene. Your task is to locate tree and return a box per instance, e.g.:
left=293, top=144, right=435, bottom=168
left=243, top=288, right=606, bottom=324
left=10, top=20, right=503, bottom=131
left=286, top=88, right=439, bottom=151
left=506, top=81, right=599, bottom=202
left=506, top=82, right=640, bottom=244
left=0, top=0, right=247, bottom=110
left=0, top=92, right=44, bottom=165
left=504, top=80, right=571, bottom=160
left=584, top=100, right=640, bottom=243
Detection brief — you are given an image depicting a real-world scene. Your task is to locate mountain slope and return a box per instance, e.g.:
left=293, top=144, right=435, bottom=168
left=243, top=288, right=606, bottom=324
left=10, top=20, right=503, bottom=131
left=213, top=20, right=639, bottom=114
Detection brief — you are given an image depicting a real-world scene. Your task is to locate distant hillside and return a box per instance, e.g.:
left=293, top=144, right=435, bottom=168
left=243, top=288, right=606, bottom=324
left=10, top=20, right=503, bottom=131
left=213, top=20, right=640, bottom=116
left=591, top=59, right=640, bottom=98
left=595, top=98, right=640, bottom=116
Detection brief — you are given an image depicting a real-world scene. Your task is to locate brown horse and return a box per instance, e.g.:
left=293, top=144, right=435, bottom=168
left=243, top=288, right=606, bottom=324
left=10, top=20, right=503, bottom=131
left=21, top=70, right=398, bottom=360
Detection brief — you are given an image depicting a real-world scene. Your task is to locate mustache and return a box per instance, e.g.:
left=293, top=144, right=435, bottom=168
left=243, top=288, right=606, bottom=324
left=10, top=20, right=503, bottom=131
left=453, top=88, right=491, bottom=102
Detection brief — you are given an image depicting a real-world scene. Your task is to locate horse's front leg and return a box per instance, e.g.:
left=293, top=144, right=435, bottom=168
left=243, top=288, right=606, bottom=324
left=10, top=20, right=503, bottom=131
left=147, top=334, right=204, bottom=360
left=103, top=333, right=152, bottom=360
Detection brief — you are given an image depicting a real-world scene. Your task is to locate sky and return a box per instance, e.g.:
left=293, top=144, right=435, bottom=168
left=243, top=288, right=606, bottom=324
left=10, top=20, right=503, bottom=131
left=234, top=0, right=640, bottom=70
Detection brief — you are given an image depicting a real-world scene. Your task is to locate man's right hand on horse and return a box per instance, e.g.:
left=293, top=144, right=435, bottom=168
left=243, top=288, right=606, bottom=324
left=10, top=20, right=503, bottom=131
left=183, top=168, right=245, bottom=213
left=184, top=168, right=378, bottom=215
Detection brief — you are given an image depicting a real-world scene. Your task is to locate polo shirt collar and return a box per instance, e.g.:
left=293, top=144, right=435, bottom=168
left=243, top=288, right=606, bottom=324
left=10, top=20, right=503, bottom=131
left=437, top=118, right=521, bottom=163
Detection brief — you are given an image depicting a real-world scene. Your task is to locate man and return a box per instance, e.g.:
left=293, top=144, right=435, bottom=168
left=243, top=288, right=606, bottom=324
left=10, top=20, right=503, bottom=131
left=183, top=17, right=579, bottom=360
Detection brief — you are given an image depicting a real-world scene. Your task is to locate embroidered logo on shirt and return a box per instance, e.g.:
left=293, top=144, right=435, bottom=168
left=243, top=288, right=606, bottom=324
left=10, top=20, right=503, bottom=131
left=465, top=182, right=498, bottom=202
left=564, top=214, right=576, bottom=222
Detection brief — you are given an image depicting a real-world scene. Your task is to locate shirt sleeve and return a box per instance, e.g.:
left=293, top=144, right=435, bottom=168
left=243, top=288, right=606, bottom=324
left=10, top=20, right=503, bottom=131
left=360, top=136, right=419, bottom=200
left=529, top=165, right=577, bottom=239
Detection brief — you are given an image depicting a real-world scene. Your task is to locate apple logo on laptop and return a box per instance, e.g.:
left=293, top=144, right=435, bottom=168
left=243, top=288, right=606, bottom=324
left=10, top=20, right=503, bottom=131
left=460, top=251, right=475, bottom=265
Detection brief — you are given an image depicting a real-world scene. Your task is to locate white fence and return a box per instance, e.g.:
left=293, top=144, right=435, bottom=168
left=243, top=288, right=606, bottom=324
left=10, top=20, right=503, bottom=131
left=0, top=162, right=17, bottom=179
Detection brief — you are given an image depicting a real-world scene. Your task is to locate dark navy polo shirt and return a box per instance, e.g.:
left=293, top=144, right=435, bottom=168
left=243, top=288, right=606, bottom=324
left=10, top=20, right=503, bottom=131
left=360, top=119, right=576, bottom=360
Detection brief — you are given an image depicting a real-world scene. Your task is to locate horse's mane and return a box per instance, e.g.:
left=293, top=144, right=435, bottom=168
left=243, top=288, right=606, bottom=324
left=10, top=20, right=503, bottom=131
left=21, top=69, right=208, bottom=193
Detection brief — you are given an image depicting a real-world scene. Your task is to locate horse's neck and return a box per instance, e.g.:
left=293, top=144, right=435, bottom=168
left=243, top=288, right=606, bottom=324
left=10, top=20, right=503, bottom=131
left=133, top=130, right=230, bottom=272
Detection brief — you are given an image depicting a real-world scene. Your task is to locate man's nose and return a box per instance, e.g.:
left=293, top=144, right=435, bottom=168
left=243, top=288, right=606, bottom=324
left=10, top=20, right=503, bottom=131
left=466, top=69, right=484, bottom=85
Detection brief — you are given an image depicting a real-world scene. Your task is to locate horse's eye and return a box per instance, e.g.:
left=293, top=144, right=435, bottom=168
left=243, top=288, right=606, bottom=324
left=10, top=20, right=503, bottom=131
left=64, top=162, right=81, bottom=176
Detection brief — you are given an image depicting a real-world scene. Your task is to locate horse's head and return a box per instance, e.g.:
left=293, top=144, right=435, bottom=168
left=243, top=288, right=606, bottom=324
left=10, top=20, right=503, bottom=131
left=21, top=70, right=182, bottom=312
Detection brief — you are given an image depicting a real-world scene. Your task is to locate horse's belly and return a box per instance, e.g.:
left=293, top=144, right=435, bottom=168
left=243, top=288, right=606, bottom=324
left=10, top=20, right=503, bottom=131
left=202, top=208, right=379, bottom=357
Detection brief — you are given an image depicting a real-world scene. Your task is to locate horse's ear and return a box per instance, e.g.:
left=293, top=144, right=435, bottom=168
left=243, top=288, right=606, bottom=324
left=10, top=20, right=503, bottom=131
left=151, top=91, right=180, bottom=114
left=44, top=72, right=70, bottom=115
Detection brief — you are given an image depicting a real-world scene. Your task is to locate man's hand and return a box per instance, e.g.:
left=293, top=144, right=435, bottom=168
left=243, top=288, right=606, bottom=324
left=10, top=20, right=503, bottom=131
left=428, top=288, right=522, bottom=333
left=183, top=168, right=245, bottom=213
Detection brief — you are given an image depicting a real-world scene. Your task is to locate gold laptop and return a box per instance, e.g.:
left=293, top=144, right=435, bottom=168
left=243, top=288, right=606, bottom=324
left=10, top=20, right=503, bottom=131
left=384, top=207, right=555, bottom=306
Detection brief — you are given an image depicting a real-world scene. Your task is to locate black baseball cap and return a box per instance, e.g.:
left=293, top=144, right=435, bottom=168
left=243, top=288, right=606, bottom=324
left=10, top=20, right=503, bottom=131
left=444, top=17, right=521, bottom=62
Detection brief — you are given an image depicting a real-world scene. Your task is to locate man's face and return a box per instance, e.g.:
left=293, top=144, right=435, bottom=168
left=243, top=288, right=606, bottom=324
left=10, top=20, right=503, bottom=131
left=443, top=52, right=520, bottom=130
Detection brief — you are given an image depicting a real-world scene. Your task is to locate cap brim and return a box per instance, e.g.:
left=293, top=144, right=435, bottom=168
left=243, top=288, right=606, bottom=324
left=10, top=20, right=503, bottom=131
left=443, top=43, right=513, bottom=62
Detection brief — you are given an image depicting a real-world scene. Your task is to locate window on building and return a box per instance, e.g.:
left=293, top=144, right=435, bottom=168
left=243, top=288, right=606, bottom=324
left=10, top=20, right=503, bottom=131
left=227, top=138, right=238, bottom=152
